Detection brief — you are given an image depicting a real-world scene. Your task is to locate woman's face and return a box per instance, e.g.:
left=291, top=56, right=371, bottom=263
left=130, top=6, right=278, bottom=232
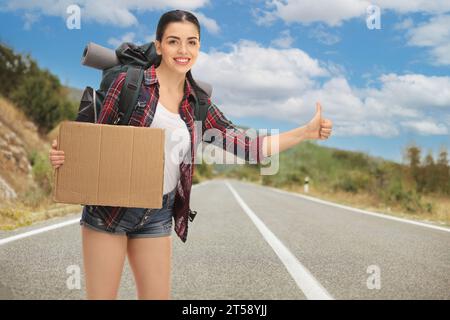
left=155, top=21, right=200, bottom=74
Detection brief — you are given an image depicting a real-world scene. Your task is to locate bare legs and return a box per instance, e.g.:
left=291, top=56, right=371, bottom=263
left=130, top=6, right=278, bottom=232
left=81, top=226, right=127, bottom=299
left=127, top=236, right=173, bottom=300
left=81, top=225, right=172, bottom=300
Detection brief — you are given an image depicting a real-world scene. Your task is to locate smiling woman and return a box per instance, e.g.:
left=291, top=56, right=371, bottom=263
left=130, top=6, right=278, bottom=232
left=48, top=9, right=332, bottom=301
left=153, top=15, right=202, bottom=115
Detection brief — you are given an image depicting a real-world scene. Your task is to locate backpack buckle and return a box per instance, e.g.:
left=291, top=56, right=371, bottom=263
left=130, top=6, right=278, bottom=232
left=114, top=112, right=124, bottom=125
left=188, top=209, right=197, bottom=222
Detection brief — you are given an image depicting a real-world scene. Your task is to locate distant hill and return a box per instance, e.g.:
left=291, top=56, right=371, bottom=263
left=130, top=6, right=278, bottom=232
left=67, top=86, right=83, bottom=103
left=201, top=138, right=449, bottom=223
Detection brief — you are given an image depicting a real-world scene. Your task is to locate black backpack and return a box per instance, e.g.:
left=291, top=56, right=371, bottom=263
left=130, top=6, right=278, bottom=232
left=76, top=41, right=212, bottom=125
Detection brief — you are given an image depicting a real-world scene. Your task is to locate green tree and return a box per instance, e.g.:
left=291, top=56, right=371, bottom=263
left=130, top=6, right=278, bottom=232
left=423, top=151, right=437, bottom=193
left=11, top=68, right=75, bottom=132
left=0, top=43, right=31, bottom=98
left=436, top=147, right=450, bottom=194
left=405, top=145, right=425, bottom=192
left=1, top=43, right=78, bottom=133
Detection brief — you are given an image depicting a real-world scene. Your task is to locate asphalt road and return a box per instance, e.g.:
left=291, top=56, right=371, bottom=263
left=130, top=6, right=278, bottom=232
left=0, top=179, right=449, bottom=300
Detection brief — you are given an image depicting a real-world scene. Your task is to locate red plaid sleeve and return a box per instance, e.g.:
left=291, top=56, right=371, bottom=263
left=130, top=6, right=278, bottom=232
left=97, top=72, right=127, bottom=124
left=202, top=101, right=268, bottom=164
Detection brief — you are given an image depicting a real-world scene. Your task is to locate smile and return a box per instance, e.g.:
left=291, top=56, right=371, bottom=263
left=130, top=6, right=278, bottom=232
left=174, top=58, right=190, bottom=65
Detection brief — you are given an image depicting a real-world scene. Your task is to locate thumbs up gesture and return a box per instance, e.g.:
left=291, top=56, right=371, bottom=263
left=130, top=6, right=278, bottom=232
left=305, top=102, right=333, bottom=140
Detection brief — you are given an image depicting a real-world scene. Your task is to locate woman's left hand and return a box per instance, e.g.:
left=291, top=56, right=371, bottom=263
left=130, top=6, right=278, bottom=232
left=304, top=102, right=333, bottom=140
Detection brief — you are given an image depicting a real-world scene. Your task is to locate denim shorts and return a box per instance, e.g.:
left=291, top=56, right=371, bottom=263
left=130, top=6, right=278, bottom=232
left=79, top=188, right=176, bottom=238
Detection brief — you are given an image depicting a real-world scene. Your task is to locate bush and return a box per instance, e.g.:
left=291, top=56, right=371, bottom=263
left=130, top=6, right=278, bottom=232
left=31, top=150, right=53, bottom=195
left=196, top=162, right=213, bottom=179
left=0, top=207, right=33, bottom=229
left=383, top=182, right=432, bottom=214
left=332, top=150, right=369, bottom=169
left=262, top=175, right=275, bottom=186
left=280, top=171, right=303, bottom=186
left=333, top=171, right=369, bottom=193
left=17, top=184, right=48, bottom=209
left=192, top=173, right=200, bottom=184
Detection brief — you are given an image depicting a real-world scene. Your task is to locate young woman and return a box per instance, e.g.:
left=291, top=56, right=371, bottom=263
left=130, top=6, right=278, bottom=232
left=49, top=9, right=333, bottom=300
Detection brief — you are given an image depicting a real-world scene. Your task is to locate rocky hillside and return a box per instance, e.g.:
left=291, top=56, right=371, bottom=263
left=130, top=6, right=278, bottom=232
left=0, top=96, right=49, bottom=203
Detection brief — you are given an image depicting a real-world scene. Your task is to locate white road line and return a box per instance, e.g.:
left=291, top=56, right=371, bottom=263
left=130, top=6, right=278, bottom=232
left=0, top=218, right=81, bottom=246
left=0, top=180, right=212, bottom=246
left=267, top=185, right=450, bottom=233
left=234, top=179, right=450, bottom=233
left=225, top=180, right=334, bottom=300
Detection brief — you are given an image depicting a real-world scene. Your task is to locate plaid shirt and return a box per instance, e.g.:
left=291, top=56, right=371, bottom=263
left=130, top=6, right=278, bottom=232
left=89, top=63, right=267, bottom=242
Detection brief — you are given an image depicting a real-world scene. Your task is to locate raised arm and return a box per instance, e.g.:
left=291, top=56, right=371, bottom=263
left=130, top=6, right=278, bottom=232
left=202, top=101, right=267, bottom=164
left=202, top=101, right=333, bottom=161
left=262, top=102, right=333, bottom=157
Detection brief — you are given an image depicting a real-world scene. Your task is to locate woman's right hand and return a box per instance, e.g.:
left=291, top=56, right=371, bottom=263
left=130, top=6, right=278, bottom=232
left=49, top=139, right=65, bottom=169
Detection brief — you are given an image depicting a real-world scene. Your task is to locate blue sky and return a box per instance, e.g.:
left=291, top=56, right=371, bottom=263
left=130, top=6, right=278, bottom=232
left=1, top=0, right=449, bottom=164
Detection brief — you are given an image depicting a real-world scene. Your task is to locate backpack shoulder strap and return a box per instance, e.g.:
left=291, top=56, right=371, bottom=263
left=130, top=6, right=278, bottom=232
left=194, top=97, right=209, bottom=123
left=192, top=82, right=211, bottom=124
left=116, top=66, right=144, bottom=125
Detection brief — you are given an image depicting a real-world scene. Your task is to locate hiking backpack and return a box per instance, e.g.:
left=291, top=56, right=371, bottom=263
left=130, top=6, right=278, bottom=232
left=76, top=41, right=212, bottom=125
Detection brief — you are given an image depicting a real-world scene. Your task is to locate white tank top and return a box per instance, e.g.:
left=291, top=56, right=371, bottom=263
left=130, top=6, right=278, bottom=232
left=150, top=101, right=190, bottom=195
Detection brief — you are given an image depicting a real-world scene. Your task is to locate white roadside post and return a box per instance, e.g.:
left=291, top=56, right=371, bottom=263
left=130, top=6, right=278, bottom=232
left=304, top=176, right=309, bottom=193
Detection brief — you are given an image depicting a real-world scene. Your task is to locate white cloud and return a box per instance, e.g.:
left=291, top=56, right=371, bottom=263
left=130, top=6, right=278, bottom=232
left=406, top=15, right=450, bottom=65
left=144, top=33, right=156, bottom=43
left=192, top=11, right=220, bottom=35
left=270, top=30, right=295, bottom=48
left=256, top=0, right=369, bottom=26
left=22, top=12, right=39, bottom=30
left=394, top=17, right=414, bottom=30
left=251, top=5, right=278, bottom=26
left=257, top=0, right=450, bottom=26
left=308, top=25, right=341, bottom=45
left=432, top=43, right=450, bottom=65
left=407, top=15, right=450, bottom=46
left=366, top=73, right=450, bottom=109
left=335, top=121, right=401, bottom=137
left=108, top=32, right=137, bottom=47
left=192, top=40, right=450, bottom=137
left=193, top=39, right=328, bottom=103
left=400, top=120, right=449, bottom=135
left=1, top=0, right=212, bottom=28
left=374, top=0, right=450, bottom=15
left=84, top=0, right=138, bottom=27
left=254, top=1, right=450, bottom=65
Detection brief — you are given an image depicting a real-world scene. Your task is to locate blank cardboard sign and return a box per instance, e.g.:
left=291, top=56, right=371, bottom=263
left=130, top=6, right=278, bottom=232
left=53, top=121, right=165, bottom=208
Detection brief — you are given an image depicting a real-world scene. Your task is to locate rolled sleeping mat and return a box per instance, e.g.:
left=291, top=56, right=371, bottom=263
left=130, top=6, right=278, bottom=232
left=81, top=42, right=119, bottom=70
